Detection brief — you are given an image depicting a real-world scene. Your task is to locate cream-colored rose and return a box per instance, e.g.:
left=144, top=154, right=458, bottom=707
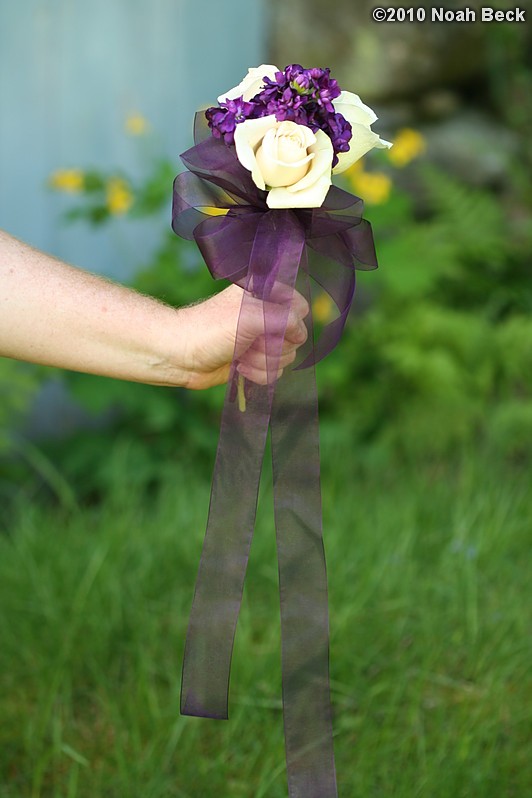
left=234, top=116, right=334, bottom=209
left=255, top=123, right=316, bottom=187
left=331, top=91, right=393, bottom=174
left=217, top=64, right=279, bottom=104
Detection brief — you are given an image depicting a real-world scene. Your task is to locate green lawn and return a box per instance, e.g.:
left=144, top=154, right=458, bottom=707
left=1, top=440, right=530, bottom=797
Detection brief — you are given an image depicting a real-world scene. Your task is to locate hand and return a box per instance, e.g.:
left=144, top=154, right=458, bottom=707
left=178, top=283, right=310, bottom=389
left=0, top=228, right=310, bottom=391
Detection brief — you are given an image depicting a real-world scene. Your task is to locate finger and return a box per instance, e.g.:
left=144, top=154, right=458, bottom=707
left=244, top=315, right=306, bottom=348
left=284, top=318, right=308, bottom=346
left=240, top=286, right=309, bottom=341
left=237, top=309, right=306, bottom=353
left=247, top=335, right=298, bottom=357
left=291, top=289, right=310, bottom=320
left=240, top=346, right=296, bottom=372
left=265, top=284, right=310, bottom=320
left=282, top=293, right=310, bottom=343
left=237, top=363, right=284, bottom=386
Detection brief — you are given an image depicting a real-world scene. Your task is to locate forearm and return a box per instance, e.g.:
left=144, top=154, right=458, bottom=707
left=0, top=230, right=191, bottom=386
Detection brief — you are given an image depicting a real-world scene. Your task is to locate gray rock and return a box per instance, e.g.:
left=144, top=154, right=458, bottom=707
left=419, top=111, right=519, bottom=187
left=269, top=0, right=489, bottom=102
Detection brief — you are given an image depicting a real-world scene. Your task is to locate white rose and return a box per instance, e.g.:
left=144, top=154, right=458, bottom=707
left=331, top=91, right=393, bottom=174
left=217, top=64, right=279, bottom=104
left=234, top=116, right=334, bottom=209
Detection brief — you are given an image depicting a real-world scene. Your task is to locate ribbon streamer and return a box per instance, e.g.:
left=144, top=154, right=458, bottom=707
left=172, top=114, right=377, bottom=798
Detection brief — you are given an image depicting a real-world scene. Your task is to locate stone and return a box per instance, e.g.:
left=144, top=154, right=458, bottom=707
left=419, top=110, right=519, bottom=188
left=269, top=0, right=490, bottom=102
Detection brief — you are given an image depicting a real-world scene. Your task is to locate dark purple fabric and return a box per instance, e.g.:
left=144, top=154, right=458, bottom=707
left=172, top=113, right=377, bottom=798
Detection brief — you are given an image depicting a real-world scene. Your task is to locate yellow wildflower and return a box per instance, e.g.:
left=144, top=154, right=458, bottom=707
left=387, top=128, right=426, bottom=167
left=312, top=292, right=334, bottom=323
left=125, top=113, right=150, bottom=136
left=48, top=169, right=84, bottom=193
left=106, top=177, right=133, bottom=215
left=349, top=171, right=392, bottom=205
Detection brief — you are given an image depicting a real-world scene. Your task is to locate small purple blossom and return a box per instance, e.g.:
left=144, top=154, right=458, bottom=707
left=292, top=72, right=311, bottom=92
left=265, top=88, right=308, bottom=124
left=205, top=64, right=352, bottom=161
left=205, top=96, right=256, bottom=145
left=324, top=113, right=353, bottom=167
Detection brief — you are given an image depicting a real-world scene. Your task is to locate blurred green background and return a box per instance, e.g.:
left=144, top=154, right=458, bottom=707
left=1, top=1, right=531, bottom=796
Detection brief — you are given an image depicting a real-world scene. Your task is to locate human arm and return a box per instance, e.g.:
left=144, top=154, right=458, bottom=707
left=0, top=229, right=309, bottom=389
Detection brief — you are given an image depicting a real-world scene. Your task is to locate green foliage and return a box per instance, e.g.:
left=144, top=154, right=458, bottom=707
left=131, top=161, right=179, bottom=218
left=37, top=118, right=532, bottom=496
left=50, top=231, right=227, bottom=496
left=317, top=158, right=532, bottom=460
left=0, top=359, right=41, bottom=453
left=485, top=21, right=532, bottom=179
left=1, top=449, right=531, bottom=796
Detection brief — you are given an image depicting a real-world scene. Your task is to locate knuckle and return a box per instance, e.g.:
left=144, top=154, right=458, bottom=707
left=299, top=297, right=310, bottom=318
left=287, top=315, right=307, bottom=343
left=287, top=309, right=299, bottom=332
left=292, top=290, right=310, bottom=318
left=250, top=371, right=267, bottom=386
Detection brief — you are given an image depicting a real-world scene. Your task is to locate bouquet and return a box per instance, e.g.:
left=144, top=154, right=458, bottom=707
left=172, top=64, right=392, bottom=798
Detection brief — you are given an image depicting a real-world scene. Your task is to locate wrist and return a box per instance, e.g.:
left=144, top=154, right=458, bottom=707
left=142, top=305, right=195, bottom=388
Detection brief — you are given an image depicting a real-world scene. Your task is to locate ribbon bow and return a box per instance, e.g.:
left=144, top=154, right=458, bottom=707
left=172, top=114, right=377, bottom=798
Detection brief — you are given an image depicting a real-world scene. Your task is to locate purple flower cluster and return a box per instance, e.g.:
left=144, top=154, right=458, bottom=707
left=205, top=64, right=352, bottom=167
left=205, top=97, right=256, bottom=146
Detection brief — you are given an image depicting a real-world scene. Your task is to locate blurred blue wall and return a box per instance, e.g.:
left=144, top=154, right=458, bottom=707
left=0, top=0, right=266, bottom=280
left=0, top=0, right=266, bottom=437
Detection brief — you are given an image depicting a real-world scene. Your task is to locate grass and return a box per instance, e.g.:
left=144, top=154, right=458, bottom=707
left=0, top=438, right=530, bottom=797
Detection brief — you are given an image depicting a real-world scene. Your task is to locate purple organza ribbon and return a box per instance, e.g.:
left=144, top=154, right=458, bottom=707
left=172, top=114, right=377, bottom=798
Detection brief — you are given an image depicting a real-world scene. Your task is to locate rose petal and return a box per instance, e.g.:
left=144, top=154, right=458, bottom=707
left=275, top=120, right=316, bottom=150
left=267, top=172, right=331, bottom=209
left=286, top=129, right=333, bottom=193
left=261, top=127, right=279, bottom=164
left=255, top=123, right=314, bottom=187
left=276, top=137, right=313, bottom=166
left=217, top=64, right=279, bottom=104
left=256, top=146, right=311, bottom=187
left=234, top=115, right=279, bottom=190
left=333, top=91, right=379, bottom=127
left=332, top=124, right=393, bottom=174
left=300, top=124, right=318, bottom=149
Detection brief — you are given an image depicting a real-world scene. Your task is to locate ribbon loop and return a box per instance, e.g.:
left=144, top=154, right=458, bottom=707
left=180, top=211, right=305, bottom=721
left=173, top=130, right=378, bottom=798
left=270, top=259, right=338, bottom=798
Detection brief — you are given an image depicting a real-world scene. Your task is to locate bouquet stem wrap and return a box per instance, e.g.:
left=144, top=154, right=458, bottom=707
left=172, top=115, right=377, bottom=798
